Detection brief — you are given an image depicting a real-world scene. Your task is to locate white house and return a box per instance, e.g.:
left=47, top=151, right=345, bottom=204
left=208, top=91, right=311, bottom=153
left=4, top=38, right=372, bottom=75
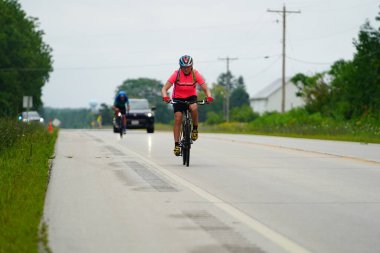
left=250, top=78, right=304, bottom=114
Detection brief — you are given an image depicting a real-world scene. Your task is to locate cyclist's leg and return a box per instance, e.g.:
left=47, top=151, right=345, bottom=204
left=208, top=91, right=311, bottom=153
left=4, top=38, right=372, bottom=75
left=189, top=103, right=198, bottom=127
left=174, top=111, right=182, bottom=143
left=122, top=113, right=127, bottom=132
left=173, top=111, right=182, bottom=156
left=189, top=103, right=199, bottom=141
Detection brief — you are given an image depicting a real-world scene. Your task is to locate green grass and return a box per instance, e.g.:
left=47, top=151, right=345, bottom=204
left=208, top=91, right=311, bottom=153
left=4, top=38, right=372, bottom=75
left=156, top=118, right=380, bottom=144
left=199, top=122, right=380, bottom=144
left=0, top=119, right=57, bottom=253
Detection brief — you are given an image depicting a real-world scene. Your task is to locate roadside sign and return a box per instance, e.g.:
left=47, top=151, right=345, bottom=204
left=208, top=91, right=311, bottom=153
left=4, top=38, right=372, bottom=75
left=23, top=96, right=33, bottom=108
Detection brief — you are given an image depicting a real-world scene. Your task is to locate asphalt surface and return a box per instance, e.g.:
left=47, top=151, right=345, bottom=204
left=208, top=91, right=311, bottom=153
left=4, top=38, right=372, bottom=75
left=43, top=129, right=380, bottom=253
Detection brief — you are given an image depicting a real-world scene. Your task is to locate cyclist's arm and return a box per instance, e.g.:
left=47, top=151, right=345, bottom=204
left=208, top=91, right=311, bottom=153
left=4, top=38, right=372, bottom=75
left=200, top=83, right=212, bottom=98
left=125, top=98, right=130, bottom=112
left=161, top=81, right=173, bottom=98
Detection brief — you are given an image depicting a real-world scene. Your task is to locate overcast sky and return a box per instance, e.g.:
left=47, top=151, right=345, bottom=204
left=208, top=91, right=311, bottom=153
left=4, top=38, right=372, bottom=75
left=18, top=0, right=379, bottom=108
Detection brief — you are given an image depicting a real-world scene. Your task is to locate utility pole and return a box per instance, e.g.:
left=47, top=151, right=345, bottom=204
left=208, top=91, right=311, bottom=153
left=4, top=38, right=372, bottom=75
left=268, top=5, right=300, bottom=113
left=218, top=56, right=238, bottom=121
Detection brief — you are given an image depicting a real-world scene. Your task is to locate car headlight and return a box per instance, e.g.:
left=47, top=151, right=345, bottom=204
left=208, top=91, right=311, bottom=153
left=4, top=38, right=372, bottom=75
left=145, top=112, right=153, bottom=117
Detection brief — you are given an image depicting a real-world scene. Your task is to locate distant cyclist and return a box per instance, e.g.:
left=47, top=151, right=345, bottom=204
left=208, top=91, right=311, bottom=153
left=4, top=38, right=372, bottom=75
left=112, top=91, right=130, bottom=133
left=161, top=55, right=213, bottom=156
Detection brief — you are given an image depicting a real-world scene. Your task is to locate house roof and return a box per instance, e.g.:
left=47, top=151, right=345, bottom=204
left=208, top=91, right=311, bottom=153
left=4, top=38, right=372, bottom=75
left=251, top=78, right=291, bottom=100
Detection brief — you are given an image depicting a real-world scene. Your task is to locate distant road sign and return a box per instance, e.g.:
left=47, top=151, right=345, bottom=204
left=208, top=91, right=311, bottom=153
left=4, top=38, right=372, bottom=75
left=52, top=118, right=61, bottom=127
left=23, top=96, right=33, bottom=108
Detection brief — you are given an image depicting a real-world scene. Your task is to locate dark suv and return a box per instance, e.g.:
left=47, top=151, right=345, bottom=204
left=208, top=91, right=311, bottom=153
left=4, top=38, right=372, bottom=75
left=126, top=98, right=155, bottom=133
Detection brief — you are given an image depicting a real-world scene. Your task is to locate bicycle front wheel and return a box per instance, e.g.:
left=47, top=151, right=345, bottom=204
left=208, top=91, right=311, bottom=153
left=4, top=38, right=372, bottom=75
left=185, top=146, right=190, bottom=166
left=183, top=119, right=191, bottom=167
left=182, top=146, right=187, bottom=165
left=119, top=118, right=123, bottom=138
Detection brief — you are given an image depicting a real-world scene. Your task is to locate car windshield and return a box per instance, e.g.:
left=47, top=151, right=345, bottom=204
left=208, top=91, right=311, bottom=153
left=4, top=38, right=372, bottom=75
left=22, top=111, right=40, bottom=117
left=130, top=99, right=149, bottom=110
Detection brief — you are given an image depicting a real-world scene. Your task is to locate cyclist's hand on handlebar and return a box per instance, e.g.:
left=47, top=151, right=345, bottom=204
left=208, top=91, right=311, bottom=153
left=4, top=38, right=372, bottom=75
left=162, top=96, right=170, bottom=103
left=206, top=97, right=214, bottom=103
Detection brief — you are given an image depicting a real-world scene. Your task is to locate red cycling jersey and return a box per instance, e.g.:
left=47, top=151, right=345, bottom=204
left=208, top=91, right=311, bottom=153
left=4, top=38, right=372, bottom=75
left=167, top=69, right=205, bottom=99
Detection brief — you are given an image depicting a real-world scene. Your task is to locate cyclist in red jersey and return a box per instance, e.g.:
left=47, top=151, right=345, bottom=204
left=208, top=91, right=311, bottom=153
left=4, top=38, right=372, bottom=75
left=162, top=55, right=213, bottom=156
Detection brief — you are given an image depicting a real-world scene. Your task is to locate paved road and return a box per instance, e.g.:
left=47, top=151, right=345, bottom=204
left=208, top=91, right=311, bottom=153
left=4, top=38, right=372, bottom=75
left=43, top=129, right=380, bottom=253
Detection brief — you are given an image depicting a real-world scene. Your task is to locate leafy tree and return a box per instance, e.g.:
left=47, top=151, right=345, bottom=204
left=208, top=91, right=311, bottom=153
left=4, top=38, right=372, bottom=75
left=217, top=71, right=246, bottom=91
left=291, top=72, right=331, bottom=115
left=235, top=76, right=245, bottom=88
left=348, top=18, right=380, bottom=118
left=230, top=105, right=259, bottom=122
left=291, top=8, right=380, bottom=120
left=229, top=77, right=252, bottom=122
left=199, top=83, right=225, bottom=122
left=0, top=0, right=53, bottom=117
left=328, top=13, right=380, bottom=120
left=328, top=60, right=356, bottom=119
left=98, top=103, right=113, bottom=126
left=205, top=111, right=224, bottom=125
left=214, top=72, right=249, bottom=121
left=116, top=78, right=162, bottom=102
left=230, top=85, right=250, bottom=109
left=115, top=78, right=172, bottom=123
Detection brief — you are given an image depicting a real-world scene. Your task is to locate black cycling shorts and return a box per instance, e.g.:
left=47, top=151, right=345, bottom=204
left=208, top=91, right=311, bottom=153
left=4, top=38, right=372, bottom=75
left=172, top=96, right=197, bottom=113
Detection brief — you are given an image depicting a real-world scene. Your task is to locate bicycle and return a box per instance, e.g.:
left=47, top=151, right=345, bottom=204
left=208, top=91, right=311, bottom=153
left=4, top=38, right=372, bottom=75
left=170, top=99, right=207, bottom=167
left=113, top=112, right=127, bottom=138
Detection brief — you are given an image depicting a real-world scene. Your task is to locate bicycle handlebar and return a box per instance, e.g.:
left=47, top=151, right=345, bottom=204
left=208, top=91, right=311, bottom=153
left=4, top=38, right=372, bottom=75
left=169, top=99, right=208, bottom=105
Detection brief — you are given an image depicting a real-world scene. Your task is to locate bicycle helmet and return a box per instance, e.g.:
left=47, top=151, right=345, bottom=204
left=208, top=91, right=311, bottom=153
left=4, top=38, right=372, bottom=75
left=179, top=55, right=193, bottom=67
left=117, top=91, right=126, bottom=98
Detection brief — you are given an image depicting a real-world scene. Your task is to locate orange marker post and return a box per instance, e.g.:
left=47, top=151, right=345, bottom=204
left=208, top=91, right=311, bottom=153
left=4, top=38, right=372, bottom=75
left=48, top=120, right=53, bottom=133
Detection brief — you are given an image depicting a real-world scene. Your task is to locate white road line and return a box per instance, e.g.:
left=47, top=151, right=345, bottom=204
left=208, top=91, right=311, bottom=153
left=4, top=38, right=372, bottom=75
left=120, top=144, right=313, bottom=253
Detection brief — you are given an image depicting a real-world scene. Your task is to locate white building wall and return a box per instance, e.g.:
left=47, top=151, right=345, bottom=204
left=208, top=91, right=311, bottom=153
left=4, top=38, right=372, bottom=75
left=250, top=99, right=267, bottom=114
left=251, top=81, right=304, bottom=114
left=286, top=83, right=304, bottom=110
left=266, top=89, right=282, bottom=112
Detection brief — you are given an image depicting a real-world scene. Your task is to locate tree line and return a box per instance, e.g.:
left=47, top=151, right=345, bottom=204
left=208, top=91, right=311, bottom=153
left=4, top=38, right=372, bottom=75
left=0, top=0, right=53, bottom=117
left=291, top=9, right=380, bottom=122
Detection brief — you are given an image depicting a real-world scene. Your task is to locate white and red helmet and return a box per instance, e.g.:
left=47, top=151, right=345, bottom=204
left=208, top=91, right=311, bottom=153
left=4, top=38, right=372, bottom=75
left=179, top=55, right=193, bottom=67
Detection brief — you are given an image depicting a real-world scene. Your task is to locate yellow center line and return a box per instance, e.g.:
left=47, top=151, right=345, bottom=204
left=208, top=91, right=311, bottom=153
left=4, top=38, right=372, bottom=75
left=205, top=136, right=380, bottom=166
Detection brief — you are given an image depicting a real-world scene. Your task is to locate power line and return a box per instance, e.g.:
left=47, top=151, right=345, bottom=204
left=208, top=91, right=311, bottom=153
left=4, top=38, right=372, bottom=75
left=286, top=56, right=335, bottom=65
left=267, top=5, right=301, bottom=113
left=0, top=56, right=271, bottom=72
left=245, top=56, right=282, bottom=80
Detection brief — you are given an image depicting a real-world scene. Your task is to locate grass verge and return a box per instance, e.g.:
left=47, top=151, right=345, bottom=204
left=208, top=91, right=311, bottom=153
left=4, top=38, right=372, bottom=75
left=156, top=121, right=380, bottom=144
left=0, top=119, right=57, bottom=253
